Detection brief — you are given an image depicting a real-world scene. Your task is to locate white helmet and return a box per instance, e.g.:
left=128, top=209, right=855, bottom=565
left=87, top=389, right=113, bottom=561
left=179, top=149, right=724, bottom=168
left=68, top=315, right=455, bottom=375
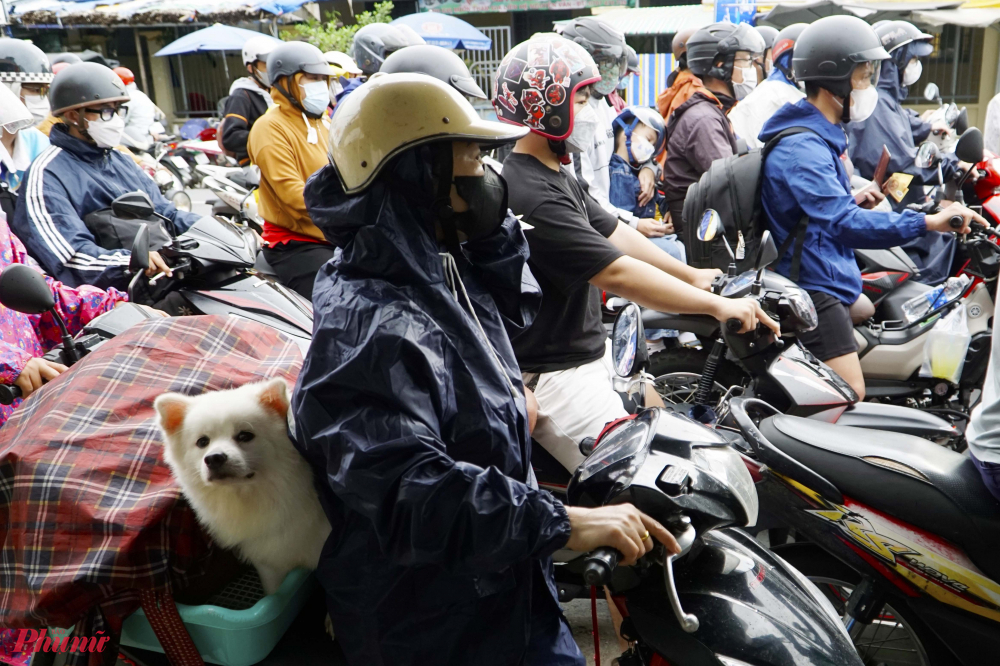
left=242, top=35, right=278, bottom=66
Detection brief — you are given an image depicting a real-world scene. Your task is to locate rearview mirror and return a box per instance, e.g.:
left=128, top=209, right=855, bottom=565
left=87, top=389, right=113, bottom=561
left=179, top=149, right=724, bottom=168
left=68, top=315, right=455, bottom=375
left=0, top=264, right=55, bottom=314
left=755, top=229, right=779, bottom=271
left=611, top=303, right=648, bottom=377
left=923, top=82, right=940, bottom=102
left=956, top=127, right=984, bottom=164
left=955, top=107, right=969, bottom=136
left=697, top=209, right=722, bottom=242
left=111, top=191, right=156, bottom=219
left=129, top=224, right=151, bottom=273
left=915, top=141, right=939, bottom=169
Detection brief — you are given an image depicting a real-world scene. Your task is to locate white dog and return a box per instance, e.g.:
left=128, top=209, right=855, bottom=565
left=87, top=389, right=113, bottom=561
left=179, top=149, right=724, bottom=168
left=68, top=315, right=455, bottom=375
left=154, top=378, right=331, bottom=595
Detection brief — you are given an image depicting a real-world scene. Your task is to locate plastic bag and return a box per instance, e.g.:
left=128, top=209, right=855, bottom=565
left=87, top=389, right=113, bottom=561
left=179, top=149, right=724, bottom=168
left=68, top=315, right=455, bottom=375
left=919, top=303, right=971, bottom=384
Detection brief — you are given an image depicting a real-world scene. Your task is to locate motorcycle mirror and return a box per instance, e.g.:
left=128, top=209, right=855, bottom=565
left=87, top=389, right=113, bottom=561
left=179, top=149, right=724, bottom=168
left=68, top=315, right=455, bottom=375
left=111, top=191, right=156, bottom=219
left=754, top=230, right=779, bottom=271
left=0, top=264, right=56, bottom=315
left=955, top=107, right=969, bottom=136
left=611, top=303, right=648, bottom=378
left=923, top=82, right=939, bottom=102
left=697, top=209, right=722, bottom=242
left=129, top=224, right=151, bottom=273
left=915, top=141, right=939, bottom=169
left=956, top=127, right=984, bottom=164
left=945, top=103, right=959, bottom=125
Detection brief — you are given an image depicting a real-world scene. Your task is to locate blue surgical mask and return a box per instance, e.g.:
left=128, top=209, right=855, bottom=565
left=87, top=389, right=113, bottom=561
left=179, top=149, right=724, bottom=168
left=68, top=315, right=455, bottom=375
left=300, top=81, right=330, bottom=117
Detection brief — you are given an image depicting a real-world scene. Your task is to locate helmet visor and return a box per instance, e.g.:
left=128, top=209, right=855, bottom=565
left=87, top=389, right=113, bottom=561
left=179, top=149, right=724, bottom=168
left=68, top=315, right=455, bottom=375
left=852, top=60, right=882, bottom=89
left=450, top=74, right=487, bottom=100
left=850, top=44, right=891, bottom=64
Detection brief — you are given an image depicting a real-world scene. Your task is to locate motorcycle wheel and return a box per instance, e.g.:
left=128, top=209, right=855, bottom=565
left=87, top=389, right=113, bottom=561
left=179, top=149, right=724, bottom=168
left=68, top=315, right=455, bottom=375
left=649, top=347, right=747, bottom=405
left=773, top=543, right=957, bottom=666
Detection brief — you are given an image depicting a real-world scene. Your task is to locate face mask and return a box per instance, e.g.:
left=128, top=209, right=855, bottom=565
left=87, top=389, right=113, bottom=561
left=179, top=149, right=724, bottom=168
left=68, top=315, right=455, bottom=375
left=565, top=103, right=599, bottom=154
left=732, top=66, right=757, bottom=101
left=903, top=59, right=922, bottom=87
left=299, top=81, right=329, bottom=116
left=453, top=164, right=508, bottom=241
left=22, top=95, right=50, bottom=125
left=595, top=59, right=622, bottom=97
left=849, top=86, right=879, bottom=123
left=628, top=135, right=655, bottom=165
left=85, top=113, right=125, bottom=149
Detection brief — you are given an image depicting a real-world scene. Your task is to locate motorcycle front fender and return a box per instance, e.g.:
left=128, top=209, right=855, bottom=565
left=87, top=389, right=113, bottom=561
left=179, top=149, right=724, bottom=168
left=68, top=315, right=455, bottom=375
left=626, top=529, right=861, bottom=666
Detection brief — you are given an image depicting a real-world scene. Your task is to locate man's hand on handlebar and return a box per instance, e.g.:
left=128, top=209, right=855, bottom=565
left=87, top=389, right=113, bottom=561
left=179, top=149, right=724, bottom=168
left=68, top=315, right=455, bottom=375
left=146, top=251, right=174, bottom=279
left=565, top=504, right=680, bottom=566
left=713, top=298, right=780, bottom=337
left=925, top=202, right=987, bottom=234
left=15, top=358, right=68, bottom=399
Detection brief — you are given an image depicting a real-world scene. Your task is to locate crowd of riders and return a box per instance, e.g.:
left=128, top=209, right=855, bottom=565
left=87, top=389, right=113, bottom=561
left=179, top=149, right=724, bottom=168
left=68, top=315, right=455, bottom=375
left=0, top=12, right=997, bottom=664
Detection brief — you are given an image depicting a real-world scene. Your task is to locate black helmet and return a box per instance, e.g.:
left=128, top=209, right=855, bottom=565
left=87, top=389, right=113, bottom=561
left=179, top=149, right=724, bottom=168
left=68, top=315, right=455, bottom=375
left=687, top=22, right=766, bottom=82
left=771, top=23, right=808, bottom=79
left=352, top=24, right=410, bottom=76
left=493, top=34, right=601, bottom=141
left=558, top=17, right=627, bottom=96
left=0, top=39, right=54, bottom=86
left=49, top=52, right=82, bottom=66
left=380, top=44, right=486, bottom=99
left=794, top=15, right=889, bottom=98
left=49, top=62, right=129, bottom=115
left=755, top=25, right=779, bottom=51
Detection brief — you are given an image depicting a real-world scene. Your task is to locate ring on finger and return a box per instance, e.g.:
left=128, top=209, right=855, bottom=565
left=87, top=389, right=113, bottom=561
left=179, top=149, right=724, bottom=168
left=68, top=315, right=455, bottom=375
left=641, top=531, right=650, bottom=541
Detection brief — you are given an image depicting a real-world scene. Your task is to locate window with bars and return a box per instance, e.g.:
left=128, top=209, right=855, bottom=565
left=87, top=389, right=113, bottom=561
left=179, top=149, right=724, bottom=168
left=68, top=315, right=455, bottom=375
left=920, top=25, right=984, bottom=104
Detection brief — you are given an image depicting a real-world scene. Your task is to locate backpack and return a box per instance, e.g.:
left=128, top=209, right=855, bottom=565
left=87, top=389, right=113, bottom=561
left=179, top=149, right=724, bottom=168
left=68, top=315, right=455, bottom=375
left=683, top=126, right=814, bottom=279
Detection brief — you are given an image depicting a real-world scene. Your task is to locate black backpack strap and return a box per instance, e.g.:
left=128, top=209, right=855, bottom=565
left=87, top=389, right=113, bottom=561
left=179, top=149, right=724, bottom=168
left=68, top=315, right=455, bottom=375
left=760, top=126, right=817, bottom=282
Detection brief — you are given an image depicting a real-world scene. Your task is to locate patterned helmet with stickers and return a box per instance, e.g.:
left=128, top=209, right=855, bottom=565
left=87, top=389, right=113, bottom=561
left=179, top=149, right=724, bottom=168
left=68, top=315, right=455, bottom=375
left=492, top=34, right=601, bottom=141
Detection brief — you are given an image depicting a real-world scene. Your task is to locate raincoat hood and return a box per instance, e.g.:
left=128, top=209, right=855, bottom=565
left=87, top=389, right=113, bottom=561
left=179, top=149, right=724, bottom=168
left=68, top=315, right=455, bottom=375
left=878, top=57, right=908, bottom=102
left=760, top=97, right=846, bottom=154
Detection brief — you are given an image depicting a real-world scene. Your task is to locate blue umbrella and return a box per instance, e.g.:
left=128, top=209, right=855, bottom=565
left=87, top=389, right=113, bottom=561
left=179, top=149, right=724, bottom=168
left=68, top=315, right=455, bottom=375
left=153, top=23, right=282, bottom=57
left=390, top=13, right=491, bottom=51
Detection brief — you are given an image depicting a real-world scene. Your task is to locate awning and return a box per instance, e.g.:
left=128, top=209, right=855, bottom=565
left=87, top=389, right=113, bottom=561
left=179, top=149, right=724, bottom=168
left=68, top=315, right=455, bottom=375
left=759, top=0, right=966, bottom=26
left=9, top=0, right=309, bottom=25
left=417, top=0, right=627, bottom=15
left=154, top=22, right=281, bottom=55
left=915, top=7, right=1000, bottom=26
left=555, top=4, right=714, bottom=36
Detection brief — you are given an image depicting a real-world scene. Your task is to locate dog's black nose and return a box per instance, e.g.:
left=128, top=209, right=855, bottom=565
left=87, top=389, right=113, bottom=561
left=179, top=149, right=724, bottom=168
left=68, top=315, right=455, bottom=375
left=204, top=453, right=228, bottom=470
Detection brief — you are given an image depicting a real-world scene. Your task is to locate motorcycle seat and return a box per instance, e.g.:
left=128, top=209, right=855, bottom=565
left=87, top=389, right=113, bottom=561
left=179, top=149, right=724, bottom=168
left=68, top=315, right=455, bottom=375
left=759, top=414, right=1000, bottom=582
left=253, top=252, right=278, bottom=278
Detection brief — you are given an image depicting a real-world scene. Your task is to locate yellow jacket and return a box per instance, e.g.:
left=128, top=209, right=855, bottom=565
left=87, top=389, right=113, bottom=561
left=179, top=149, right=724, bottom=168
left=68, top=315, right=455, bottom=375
left=248, top=85, right=329, bottom=240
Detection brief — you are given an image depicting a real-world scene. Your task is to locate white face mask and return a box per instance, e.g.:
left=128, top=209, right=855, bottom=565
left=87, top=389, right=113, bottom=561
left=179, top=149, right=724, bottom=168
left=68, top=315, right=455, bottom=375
left=903, top=59, right=922, bottom=87
left=849, top=86, right=879, bottom=122
left=86, top=113, right=125, bottom=149
left=565, top=103, right=599, bottom=154
left=732, top=65, right=758, bottom=100
left=629, top=135, right=655, bottom=164
left=300, top=81, right=330, bottom=116
left=22, top=95, right=50, bottom=125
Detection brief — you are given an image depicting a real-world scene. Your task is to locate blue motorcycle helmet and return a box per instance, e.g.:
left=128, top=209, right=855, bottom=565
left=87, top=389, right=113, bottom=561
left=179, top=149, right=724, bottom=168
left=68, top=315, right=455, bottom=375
left=612, top=106, right=666, bottom=164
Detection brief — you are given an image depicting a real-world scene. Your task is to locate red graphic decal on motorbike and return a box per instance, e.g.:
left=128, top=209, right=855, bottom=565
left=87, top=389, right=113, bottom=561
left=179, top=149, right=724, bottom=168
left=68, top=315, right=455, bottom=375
left=549, top=59, right=571, bottom=87
left=521, top=89, right=545, bottom=130
left=527, top=43, right=550, bottom=67
left=524, top=67, right=550, bottom=91
left=497, top=83, right=519, bottom=114
left=545, top=83, right=567, bottom=106
left=503, top=58, right=527, bottom=84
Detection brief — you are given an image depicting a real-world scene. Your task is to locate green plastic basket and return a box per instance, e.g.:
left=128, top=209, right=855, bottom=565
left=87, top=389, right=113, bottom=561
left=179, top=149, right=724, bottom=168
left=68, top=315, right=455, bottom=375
left=119, top=567, right=315, bottom=666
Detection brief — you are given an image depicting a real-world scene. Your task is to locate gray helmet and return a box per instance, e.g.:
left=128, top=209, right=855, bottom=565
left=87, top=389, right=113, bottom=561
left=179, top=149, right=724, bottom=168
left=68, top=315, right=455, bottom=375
left=380, top=44, right=486, bottom=99
left=793, top=15, right=889, bottom=99
left=266, top=41, right=332, bottom=82
left=687, top=22, right=766, bottom=82
left=352, top=24, right=410, bottom=76
left=558, top=17, right=627, bottom=95
left=49, top=52, right=82, bottom=66
left=0, top=39, right=54, bottom=85
left=625, top=45, right=640, bottom=75
left=755, top=25, right=779, bottom=50
left=49, top=61, right=129, bottom=115
left=876, top=20, right=933, bottom=54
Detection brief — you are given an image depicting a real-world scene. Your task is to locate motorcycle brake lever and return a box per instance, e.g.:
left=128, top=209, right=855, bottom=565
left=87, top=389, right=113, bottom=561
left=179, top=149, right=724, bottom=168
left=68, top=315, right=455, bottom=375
left=663, top=521, right=699, bottom=633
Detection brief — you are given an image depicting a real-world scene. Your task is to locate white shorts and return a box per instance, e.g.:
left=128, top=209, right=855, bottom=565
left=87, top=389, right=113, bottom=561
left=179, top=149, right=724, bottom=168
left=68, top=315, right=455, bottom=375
left=524, top=340, right=628, bottom=472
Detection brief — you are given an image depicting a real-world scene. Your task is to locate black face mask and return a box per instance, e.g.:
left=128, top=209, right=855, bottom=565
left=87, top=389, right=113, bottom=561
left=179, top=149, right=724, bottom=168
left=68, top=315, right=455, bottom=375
left=452, top=164, right=508, bottom=241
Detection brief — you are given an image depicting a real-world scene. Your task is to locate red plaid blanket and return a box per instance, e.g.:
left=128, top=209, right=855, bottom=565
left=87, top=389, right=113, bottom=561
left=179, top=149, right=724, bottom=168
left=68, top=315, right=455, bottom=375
left=0, top=315, right=303, bottom=665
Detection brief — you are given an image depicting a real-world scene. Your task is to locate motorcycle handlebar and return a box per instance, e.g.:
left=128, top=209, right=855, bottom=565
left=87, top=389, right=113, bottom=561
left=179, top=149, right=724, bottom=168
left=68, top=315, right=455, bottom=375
left=0, top=384, right=23, bottom=405
left=949, top=215, right=966, bottom=229
left=726, top=318, right=743, bottom=333
left=583, top=547, right=621, bottom=587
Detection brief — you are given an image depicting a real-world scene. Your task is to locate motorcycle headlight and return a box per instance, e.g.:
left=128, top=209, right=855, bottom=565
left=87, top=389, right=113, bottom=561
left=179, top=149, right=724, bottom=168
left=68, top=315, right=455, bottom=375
left=576, top=418, right=651, bottom=484
left=786, top=288, right=818, bottom=332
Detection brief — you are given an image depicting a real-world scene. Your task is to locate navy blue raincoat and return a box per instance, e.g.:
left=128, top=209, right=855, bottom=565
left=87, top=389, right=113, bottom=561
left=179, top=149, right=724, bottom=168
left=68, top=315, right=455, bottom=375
left=292, top=148, right=575, bottom=666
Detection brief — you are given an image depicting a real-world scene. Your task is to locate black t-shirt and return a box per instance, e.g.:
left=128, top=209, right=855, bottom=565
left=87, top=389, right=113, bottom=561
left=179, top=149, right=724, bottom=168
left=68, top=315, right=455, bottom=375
left=504, top=152, right=624, bottom=373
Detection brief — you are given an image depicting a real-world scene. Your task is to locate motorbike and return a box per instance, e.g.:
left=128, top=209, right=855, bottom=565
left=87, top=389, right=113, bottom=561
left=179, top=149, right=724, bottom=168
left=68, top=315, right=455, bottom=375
left=728, top=393, right=1000, bottom=665
left=196, top=164, right=265, bottom=232
left=551, top=303, right=864, bottom=666
left=922, top=82, right=968, bottom=155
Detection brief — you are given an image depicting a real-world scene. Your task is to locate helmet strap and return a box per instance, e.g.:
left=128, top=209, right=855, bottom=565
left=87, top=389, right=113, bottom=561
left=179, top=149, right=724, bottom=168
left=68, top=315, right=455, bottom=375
left=431, top=143, right=462, bottom=256
left=547, top=139, right=572, bottom=165
left=274, top=77, right=322, bottom=119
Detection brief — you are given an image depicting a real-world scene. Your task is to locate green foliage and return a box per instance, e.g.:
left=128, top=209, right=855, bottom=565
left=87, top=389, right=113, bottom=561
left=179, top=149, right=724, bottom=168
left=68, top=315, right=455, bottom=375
left=285, top=1, right=394, bottom=54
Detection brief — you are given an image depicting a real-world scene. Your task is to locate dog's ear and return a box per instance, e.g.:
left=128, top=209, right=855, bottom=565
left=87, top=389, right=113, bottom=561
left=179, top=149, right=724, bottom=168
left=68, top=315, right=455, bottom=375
left=258, top=378, right=290, bottom=418
left=154, top=393, right=190, bottom=437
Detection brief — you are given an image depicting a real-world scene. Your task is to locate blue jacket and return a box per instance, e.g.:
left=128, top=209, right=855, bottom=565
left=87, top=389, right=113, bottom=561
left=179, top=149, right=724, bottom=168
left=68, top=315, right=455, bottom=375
left=609, top=153, right=658, bottom=218
left=293, top=148, right=572, bottom=665
left=761, top=99, right=928, bottom=304
left=12, top=124, right=199, bottom=290
left=845, top=59, right=958, bottom=186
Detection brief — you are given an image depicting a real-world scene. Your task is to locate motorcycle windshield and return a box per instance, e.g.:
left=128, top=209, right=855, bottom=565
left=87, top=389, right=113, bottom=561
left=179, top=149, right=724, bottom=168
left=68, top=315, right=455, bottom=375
left=178, top=217, right=257, bottom=266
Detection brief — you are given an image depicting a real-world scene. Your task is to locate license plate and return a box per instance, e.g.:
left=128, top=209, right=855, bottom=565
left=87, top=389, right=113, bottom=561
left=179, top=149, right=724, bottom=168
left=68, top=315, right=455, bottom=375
left=170, top=155, right=188, bottom=169
left=194, top=152, right=210, bottom=165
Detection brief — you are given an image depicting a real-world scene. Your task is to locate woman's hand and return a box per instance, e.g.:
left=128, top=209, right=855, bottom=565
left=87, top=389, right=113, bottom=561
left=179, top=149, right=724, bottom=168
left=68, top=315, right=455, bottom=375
left=565, top=504, right=679, bottom=566
left=15, top=357, right=68, bottom=399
